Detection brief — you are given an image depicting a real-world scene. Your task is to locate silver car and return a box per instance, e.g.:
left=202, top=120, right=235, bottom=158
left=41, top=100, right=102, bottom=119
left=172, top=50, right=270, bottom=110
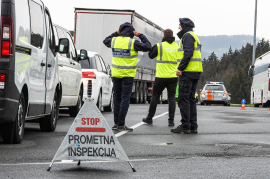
left=200, top=82, right=231, bottom=106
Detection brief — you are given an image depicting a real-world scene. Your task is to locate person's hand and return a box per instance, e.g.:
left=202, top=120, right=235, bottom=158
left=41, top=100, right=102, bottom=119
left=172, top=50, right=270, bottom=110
left=133, top=31, right=141, bottom=37
left=117, top=29, right=120, bottom=35
left=176, top=70, right=182, bottom=76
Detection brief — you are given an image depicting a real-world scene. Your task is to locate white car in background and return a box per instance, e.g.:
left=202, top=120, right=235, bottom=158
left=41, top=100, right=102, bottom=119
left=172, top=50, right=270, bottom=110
left=78, top=50, right=113, bottom=112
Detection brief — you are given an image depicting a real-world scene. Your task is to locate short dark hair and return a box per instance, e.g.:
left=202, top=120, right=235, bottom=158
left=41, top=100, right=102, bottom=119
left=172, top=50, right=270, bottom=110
left=164, top=29, right=173, bottom=37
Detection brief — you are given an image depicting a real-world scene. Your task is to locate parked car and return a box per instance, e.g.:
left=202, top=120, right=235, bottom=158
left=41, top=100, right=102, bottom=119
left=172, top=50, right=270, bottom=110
left=53, top=24, right=83, bottom=117
left=78, top=50, right=113, bottom=112
left=200, top=82, right=231, bottom=106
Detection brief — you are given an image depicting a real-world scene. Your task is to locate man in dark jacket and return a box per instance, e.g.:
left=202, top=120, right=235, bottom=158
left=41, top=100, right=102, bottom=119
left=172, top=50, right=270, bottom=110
left=171, top=18, right=202, bottom=134
left=142, top=29, right=178, bottom=126
left=103, top=22, right=151, bottom=132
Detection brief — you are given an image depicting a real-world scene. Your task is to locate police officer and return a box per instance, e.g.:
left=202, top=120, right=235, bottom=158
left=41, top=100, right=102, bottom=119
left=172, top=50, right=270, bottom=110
left=142, top=29, right=178, bottom=126
left=171, top=18, right=203, bottom=134
left=103, top=22, right=151, bottom=132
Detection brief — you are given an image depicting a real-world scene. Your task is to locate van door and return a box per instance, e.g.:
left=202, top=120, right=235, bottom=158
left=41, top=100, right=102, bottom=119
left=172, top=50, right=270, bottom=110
left=65, top=32, right=81, bottom=98
left=54, top=26, right=73, bottom=105
left=44, top=10, right=57, bottom=114
left=27, top=0, right=47, bottom=116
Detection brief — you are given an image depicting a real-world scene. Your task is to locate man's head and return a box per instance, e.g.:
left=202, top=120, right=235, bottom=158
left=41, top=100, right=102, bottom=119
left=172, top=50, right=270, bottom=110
left=163, top=29, right=173, bottom=38
left=119, top=22, right=135, bottom=38
left=179, top=18, right=195, bottom=31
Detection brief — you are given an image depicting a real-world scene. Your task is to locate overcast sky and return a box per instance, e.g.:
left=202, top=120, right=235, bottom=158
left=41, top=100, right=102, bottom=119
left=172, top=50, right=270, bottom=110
left=44, top=0, right=270, bottom=41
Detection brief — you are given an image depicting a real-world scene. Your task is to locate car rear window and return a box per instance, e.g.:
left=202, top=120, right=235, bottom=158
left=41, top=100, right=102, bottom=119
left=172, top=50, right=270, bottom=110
left=79, top=57, right=96, bottom=69
left=205, top=85, right=224, bottom=91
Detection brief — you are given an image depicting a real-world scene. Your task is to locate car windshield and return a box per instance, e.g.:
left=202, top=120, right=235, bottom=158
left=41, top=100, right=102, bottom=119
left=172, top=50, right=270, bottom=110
left=79, top=57, right=96, bottom=69
left=205, top=85, right=224, bottom=91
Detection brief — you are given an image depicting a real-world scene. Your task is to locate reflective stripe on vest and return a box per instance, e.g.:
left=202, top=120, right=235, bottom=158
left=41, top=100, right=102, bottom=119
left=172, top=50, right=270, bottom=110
left=156, top=42, right=178, bottom=78
left=111, top=37, right=138, bottom=78
left=178, top=31, right=203, bottom=72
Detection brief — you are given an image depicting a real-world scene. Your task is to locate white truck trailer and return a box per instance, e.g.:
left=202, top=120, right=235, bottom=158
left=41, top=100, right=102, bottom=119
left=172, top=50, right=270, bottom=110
left=74, top=8, right=166, bottom=104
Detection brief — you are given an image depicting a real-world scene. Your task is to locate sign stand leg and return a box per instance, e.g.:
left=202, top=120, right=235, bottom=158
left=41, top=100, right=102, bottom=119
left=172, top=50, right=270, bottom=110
left=128, top=162, right=136, bottom=172
left=77, top=160, right=81, bottom=166
left=47, top=161, right=54, bottom=171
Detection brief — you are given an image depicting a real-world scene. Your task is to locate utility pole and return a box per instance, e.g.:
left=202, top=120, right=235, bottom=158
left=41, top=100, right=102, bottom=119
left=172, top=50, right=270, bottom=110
left=252, top=0, right=258, bottom=65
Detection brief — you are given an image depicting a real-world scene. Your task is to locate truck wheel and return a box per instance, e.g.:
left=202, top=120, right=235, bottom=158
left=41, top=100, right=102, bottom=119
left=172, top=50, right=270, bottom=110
left=69, top=89, right=83, bottom=117
left=139, top=83, right=144, bottom=104
left=1, top=93, right=26, bottom=144
left=200, top=102, right=204, bottom=105
left=104, top=92, right=113, bottom=112
left=142, top=83, right=147, bottom=104
left=131, top=83, right=140, bottom=104
left=39, top=92, right=59, bottom=132
left=262, top=103, right=268, bottom=108
left=254, top=104, right=259, bottom=107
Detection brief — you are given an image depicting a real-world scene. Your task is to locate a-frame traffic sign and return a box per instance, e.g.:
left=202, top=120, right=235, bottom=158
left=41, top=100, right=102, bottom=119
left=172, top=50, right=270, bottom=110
left=47, top=98, right=136, bottom=172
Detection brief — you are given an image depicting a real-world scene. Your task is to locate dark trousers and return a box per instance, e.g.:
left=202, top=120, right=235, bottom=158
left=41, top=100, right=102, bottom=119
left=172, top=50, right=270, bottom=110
left=112, top=77, right=133, bottom=126
left=178, top=76, right=198, bottom=129
left=147, top=77, right=178, bottom=120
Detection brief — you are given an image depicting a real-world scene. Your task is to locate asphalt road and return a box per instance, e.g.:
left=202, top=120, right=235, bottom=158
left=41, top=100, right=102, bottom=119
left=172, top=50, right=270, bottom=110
left=0, top=104, right=270, bottom=179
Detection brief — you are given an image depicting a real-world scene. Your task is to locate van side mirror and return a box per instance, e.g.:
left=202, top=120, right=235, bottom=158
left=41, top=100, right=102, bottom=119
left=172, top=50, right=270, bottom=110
left=79, top=49, right=88, bottom=61
left=58, top=38, right=69, bottom=54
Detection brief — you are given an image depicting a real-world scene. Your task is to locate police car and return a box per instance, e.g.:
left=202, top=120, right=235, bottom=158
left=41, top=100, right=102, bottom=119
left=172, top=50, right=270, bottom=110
left=200, top=82, right=231, bottom=106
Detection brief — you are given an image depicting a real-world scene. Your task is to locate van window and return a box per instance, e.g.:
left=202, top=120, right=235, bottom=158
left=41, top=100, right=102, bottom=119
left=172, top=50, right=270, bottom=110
left=205, top=85, right=224, bottom=91
left=66, top=33, right=77, bottom=61
left=55, top=27, right=69, bottom=58
left=45, top=12, right=55, bottom=54
left=79, top=57, right=96, bottom=69
left=29, top=0, right=44, bottom=49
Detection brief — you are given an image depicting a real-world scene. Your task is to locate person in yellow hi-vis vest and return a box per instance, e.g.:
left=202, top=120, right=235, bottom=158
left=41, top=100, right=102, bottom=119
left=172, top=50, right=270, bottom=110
left=142, top=29, right=178, bottom=127
left=103, top=22, right=151, bottom=132
left=171, top=18, right=203, bottom=134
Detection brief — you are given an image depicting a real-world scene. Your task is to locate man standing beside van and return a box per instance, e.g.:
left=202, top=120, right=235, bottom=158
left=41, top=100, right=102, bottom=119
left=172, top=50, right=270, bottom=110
left=103, top=22, right=151, bottom=132
left=142, top=29, right=178, bottom=127
left=171, top=18, right=203, bottom=134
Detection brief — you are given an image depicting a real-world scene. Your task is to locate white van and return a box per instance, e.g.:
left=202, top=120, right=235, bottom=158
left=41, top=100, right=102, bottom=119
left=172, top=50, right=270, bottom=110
left=0, top=0, right=85, bottom=144
left=53, top=24, right=83, bottom=117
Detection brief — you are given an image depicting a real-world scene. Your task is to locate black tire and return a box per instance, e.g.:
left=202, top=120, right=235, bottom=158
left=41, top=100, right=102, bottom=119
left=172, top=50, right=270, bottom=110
left=97, top=90, right=102, bottom=111
left=39, top=93, right=59, bottom=132
left=139, top=83, right=144, bottom=104
left=262, top=103, right=268, bottom=108
left=223, top=103, right=227, bottom=106
left=200, top=102, right=204, bottom=105
left=69, top=89, right=83, bottom=117
left=131, top=83, right=140, bottom=104
left=104, top=92, right=114, bottom=112
left=142, top=83, right=147, bottom=104
left=254, top=103, right=259, bottom=107
left=227, top=103, right=230, bottom=106
left=1, top=93, right=26, bottom=144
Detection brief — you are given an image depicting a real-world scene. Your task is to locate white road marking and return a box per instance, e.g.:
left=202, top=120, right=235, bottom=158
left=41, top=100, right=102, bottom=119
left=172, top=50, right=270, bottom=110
left=115, top=111, right=168, bottom=138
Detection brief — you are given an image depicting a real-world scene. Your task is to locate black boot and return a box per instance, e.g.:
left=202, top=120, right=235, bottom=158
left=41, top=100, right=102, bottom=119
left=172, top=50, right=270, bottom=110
left=171, top=125, right=190, bottom=134
left=142, top=117, right=153, bottom=124
left=168, top=119, right=174, bottom=127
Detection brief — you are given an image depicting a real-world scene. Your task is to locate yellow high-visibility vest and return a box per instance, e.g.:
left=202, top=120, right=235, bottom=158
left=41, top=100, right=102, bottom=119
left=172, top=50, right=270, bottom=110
left=156, top=41, right=178, bottom=78
left=178, top=31, right=203, bottom=72
left=111, top=37, right=138, bottom=78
